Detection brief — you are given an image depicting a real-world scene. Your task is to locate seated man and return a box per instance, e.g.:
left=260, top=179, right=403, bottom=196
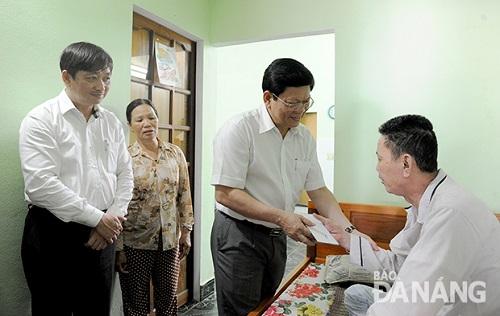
left=315, top=114, right=500, bottom=315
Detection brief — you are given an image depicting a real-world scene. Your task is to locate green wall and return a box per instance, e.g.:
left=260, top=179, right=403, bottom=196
left=211, top=0, right=500, bottom=209
left=0, top=1, right=213, bottom=314
left=2, top=0, right=500, bottom=314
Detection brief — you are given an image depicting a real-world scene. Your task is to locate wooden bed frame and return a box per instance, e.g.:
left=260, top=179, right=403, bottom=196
left=248, top=201, right=500, bottom=315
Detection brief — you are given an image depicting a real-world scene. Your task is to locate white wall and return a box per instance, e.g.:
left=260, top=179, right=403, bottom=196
left=198, top=33, right=336, bottom=285
left=214, top=33, right=336, bottom=189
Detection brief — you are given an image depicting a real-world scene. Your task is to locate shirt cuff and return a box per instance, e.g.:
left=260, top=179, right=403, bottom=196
left=107, top=204, right=127, bottom=217
left=73, top=205, right=104, bottom=227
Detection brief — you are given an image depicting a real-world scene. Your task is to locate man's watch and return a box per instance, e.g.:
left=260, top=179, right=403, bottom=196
left=345, top=225, right=357, bottom=233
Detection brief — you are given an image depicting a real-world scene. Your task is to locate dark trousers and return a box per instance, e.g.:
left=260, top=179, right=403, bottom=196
left=21, top=205, right=115, bottom=316
left=118, top=245, right=179, bottom=316
left=211, top=211, right=287, bottom=316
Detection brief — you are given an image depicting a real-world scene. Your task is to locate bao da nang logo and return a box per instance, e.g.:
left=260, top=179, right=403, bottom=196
left=373, top=271, right=486, bottom=303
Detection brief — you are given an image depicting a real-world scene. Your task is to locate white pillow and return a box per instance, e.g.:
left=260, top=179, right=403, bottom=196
left=324, top=255, right=374, bottom=284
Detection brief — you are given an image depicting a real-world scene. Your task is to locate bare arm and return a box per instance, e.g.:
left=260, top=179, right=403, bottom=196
left=307, top=186, right=351, bottom=229
left=215, top=185, right=316, bottom=245
left=308, top=186, right=378, bottom=250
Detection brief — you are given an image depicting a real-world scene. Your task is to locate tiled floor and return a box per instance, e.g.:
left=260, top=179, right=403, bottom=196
left=178, top=206, right=308, bottom=315
left=177, top=291, right=217, bottom=315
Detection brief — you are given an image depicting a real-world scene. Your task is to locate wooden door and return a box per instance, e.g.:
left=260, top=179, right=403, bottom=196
left=130, top=12, right=195, bottom=309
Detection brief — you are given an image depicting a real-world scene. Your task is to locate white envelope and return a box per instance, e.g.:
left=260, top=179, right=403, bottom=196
left=302, top=214, right=339, bottom=245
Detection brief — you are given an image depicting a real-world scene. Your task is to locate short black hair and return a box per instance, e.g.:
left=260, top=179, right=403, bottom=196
left=60, top=42, right=113, bottom=78
left=378, top=114, right=438, bottom=173
left=126, top=98, right=158, bottom=123
left=262, top=58, right=315, bottom=96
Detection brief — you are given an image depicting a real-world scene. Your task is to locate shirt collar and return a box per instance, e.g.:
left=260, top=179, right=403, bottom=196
left=128, top=141, right=142, bottom=157
left=413, top=169, right=448, bottom=223
left=128, top=138, right=171, bottom=158
left=58, top=89, right=101, bottom=118
left=59, top=89, right=76, bottom=115
left=257, top=103, right=300, bottom=136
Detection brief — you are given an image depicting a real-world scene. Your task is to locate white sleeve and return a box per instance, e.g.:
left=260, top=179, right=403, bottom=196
left=19, top=115, right=103, bottom=226
left=211, top=121, right=250, bottom=189
left=349, top=234, right=406, bottom=275
left=105, top=125, right=133, bottom=217
left=367, top=209, right=483, bottom=315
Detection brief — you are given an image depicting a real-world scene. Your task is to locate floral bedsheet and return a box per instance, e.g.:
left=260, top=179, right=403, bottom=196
left=263, top=263, right=346, bottom=316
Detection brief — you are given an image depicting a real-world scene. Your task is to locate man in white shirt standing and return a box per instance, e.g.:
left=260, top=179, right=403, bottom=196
left=19, top=42, right=133, bottom=315
left=315, top=114, right=500, bottom=315
left=210, top=58, right=369, bottom=315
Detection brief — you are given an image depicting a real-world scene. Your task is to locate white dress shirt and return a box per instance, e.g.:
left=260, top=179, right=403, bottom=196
left=19, top=90, right=134, bottom=227
left=350, top=170, right=500, bottom=315
left=211, top=103, right=325, bottom=228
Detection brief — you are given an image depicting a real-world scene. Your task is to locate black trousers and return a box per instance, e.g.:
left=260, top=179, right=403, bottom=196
left=21, top=205, right=115, bottom=316
left=211, top=211, right=287, bottom=316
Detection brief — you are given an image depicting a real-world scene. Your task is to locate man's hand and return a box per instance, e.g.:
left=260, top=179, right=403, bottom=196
left=115, top=251, right=128, bottom=274
left=95, top=212, right=126, bottom=244
left=312, top=213, right=351, bottom=250
left=280, top=213, right=316, bottom=246
left=84, top=229, right=110, bottom=250
left=312, top=213, right=380, bottom=252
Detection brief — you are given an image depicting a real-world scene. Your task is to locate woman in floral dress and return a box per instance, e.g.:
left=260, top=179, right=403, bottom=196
left=116, top=98, right=194, bottom=315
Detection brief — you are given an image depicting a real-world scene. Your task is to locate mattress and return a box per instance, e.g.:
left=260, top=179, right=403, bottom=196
left=262, top=262, right=349, bottom=316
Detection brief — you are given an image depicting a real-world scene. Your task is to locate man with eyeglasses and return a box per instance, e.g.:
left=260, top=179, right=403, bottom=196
left=211, top=58, right=370, bottom=315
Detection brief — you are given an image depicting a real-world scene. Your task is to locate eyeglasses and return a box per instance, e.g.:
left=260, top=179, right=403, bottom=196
left=272, top=93, right=314, bottom=111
